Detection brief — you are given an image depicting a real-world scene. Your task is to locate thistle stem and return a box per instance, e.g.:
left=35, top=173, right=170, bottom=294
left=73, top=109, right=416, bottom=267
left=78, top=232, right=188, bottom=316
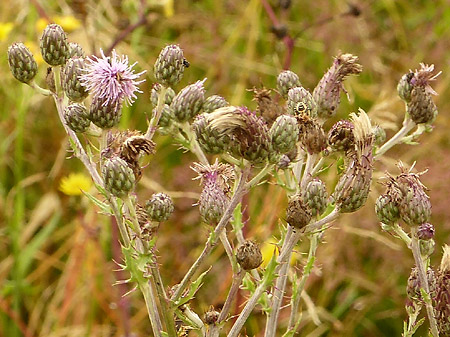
left=248, top=163, right=273, bottom=188
left=375, top=118, right=416, bottom=159
left=220, top=231, right=238, bottom=273
left=29, top=80, right=52, bottom=96
left=146, top=85, right=168, bottom=140
left=264, top=226, right=294, bottom=337
left=392, top=223, right=412, bottom=246
left=217, top=270, right=245, bottom=324
left=286, top=233, right=319, bottom=334
left=300, top=153, right=316, bottom=190
left=139, top=282, right=164, bottom=337
left=171, top=167, right=250, bottom=302
left=410, top=227, right=439, bottom=337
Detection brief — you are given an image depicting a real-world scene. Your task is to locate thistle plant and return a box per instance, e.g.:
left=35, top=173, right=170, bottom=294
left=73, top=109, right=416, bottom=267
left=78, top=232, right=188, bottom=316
left=8, top=23, right=446, bottom=337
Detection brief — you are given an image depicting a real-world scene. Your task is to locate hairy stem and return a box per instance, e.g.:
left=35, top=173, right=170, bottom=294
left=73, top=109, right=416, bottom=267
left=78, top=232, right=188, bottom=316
left=171, top=167, right=251, bottom=302
left=375, top=118, right=416, bottom=159
left=146, top=85, right=168, bottom=140
left=139, top=282, right=164, bottom=337
left=410, top=227, right=439, bottom=337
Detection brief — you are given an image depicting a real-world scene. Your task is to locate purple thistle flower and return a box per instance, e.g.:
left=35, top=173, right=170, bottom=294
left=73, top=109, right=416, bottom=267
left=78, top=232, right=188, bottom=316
left=80, top=49, right=146, bottom=106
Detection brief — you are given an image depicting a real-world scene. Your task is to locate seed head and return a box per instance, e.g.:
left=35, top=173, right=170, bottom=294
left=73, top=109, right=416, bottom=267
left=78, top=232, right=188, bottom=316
left=64, top=103, right=90, bottom=133
left=8, top=43, right=38, bottom=84
left=170, top=80, right=206, bottom=122
left=236, top=240, right=263, bottom=270
left=154, top=44, right=188, bottom=87
left=40, top=24, right=70, bottom=66
left=286, top=194, right=312, bottom=229
left=204, top=307, right=220, bottom=325
left=62, top=57, right=89, bottom=102
left=146, top=193, right=174, bottom=222
left=296, top=114, right=327, bottom=154
left=328, top=120, right=355, bottom=153
left=313, top=53, right=362, bottom=119
left=251, top=87, right=284, bottom=125
left=277, top=70, right=301, bottom=99
left=80, top=49, right=146, bottom=106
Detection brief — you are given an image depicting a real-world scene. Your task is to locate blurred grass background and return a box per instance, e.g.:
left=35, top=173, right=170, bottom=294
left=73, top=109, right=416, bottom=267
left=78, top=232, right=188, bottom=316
left=1, top=0, right=450, bottom=336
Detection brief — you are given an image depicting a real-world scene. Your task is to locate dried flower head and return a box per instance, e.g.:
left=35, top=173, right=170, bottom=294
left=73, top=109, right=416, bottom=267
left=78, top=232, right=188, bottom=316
left=236, top=240, right=263, bottom=270
left=435, top=245, right=450, bottom=335
left=80, top=49, right=146, bottom=106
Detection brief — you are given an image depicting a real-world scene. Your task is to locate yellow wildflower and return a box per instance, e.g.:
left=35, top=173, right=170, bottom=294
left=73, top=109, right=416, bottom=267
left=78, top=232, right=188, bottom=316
left=163, top=0, right=174, bottom=17
left=36, top=16, right=81, bottom=33
left=0, top=22, right=13, bottom=42
left=260, top=238, right=297, bottom=268
left=59, top=173, right=92, bottom=196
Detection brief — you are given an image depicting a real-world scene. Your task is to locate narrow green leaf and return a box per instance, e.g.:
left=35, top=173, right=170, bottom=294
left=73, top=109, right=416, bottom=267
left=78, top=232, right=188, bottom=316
left=82, top=190, right=113, bottom=214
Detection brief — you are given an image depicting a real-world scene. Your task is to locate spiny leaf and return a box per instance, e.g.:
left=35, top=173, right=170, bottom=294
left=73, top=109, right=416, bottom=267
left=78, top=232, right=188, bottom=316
left=82, top=190, right=113, bottom=214
left=231, top=203, right=244, bottom=233
left=174, top=268, right=211, bottom=307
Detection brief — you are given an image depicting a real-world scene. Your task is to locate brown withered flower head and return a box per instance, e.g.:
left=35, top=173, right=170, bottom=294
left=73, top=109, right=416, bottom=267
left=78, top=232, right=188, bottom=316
left=435, top=245, right=450, bottom=336
left=313, top=53, right=362, bottom=119
left=250, top=87, right=284, bottom=126
left=103, top=130, right=155, bottom=181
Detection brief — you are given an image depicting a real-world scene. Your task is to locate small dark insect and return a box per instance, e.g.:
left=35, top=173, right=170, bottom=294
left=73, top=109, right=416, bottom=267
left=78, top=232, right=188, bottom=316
left=183, top=58, right=190, bottom=68
left=294, top=102, right=308, bottom=115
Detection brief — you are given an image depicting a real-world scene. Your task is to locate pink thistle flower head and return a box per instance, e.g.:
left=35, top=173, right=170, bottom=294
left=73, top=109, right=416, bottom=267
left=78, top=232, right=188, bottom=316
left=80, top=49, right=146, bottom=106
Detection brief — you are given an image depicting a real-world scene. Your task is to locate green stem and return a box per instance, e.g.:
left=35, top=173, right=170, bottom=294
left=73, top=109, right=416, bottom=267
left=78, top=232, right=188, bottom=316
left=392, top=223, right=412, bottom=246
left=139, top=282, right=164, bottom=337
left=146, top=85, right=168, bottom=140
left=374, top=118, right=416, bottom=159
left=29, top=80, right=52, bottom=96
left=247, top=163, right=273, bottom=188
left=410, top=227, right=439, bottom=337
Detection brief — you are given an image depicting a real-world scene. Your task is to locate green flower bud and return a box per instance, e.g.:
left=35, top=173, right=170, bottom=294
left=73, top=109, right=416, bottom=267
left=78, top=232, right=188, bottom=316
left=156, top=104, right=173, bottom=128
left=407, top=86, right=437, bottom=124
left=328, top=120, right=355, bottom=152
left=170, top=80, right=206, bottom=122
left=303, top=178, right=328, bottom=217
left=236, top=240, right=263, bottom=270
left=420, top=238, right=435, bottom=258
left=269, top=114, right=299, bottom=155
left=193, top=114, right=230, bottom=154
left=286, top=194, right=312, bottom=229
left=397, top=176, right=431, bottom=227
left=287, top=86, right=316, bottom=116
left=146, top=192, right=174, bottom=222
left=40, top=24, right=70, bottom=66
left=62, top=57, right=89, bottom=101
left=150, top=83, right=176, bottom=106
left=372, top=125, right=386, bottom=146
left=154, top=44, right=188, bottom=87
left=7, top=42, right=38, bottom=84
left=68, top=42, right=85, bottom=58
left=375, top=194, right=400, bottom=225
left=277, top=70, right=301, bottom=99
left=102, top=157, right=135, bottom=197
left=89, top=96, right=122, bottom=129
left=199, top=180, right=229, bottom=225
left=203, top=95, right=229, bottom=113
left=397, top=72, right=414, bottom=103
left=64, top=103, right=90, bottom=133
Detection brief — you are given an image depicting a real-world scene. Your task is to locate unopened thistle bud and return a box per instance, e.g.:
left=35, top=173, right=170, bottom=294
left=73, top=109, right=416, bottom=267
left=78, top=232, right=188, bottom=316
left=193, top=114, right=230, bottom=154
left=397, top=72, right=414, bottom=103
left=40, top=24, right=70, bottom=66
left=62, top=57, right=89, bottom=101
left=420, top=238, right=435, bottom=258
left=277, top=70, right=301, bottom=99
left=396, top=171, right=431, bottom=227
left=150, top=83, right=176, bottom=106
left=375, top=194, right=400, bottom=225
left=154, top=44, right=187, bottom=87
left=64, top=103, right=90, bottom=133
left=372, top=125, right=386, bottom=146
left=303, top=179, right=328, bottom=217
left=8, top=43, right=38, bottom=84
left=286, top=194, right=312, bottom=229
left=192, top=161, right=235, bottom=224
left=89, top=95, right=122, bottom=129
left=68, top=42, right=85, bottom=58
left=436, top=245, right=450, bottom=335
left=328, top=120, right=355, bottom=152
left=102, top=157, right=135, bottom=197
left=236, top=240, right=263, bottom=270
left=313, top=53, right=362, bottom=119
left=156, top=104, right=173, bottom=128
left=269, top=114, right=299, bottom=154
left=203, top=95, right=229, bottom=114
left=170, top=80, right=206, bottom=122
left=146, top=193, right=174, bottom=222
left=417, top=222, right=435, bottom=240
left=287, top=86, right=316, bottom=116
left=406, top=267, right=436, bottom=303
